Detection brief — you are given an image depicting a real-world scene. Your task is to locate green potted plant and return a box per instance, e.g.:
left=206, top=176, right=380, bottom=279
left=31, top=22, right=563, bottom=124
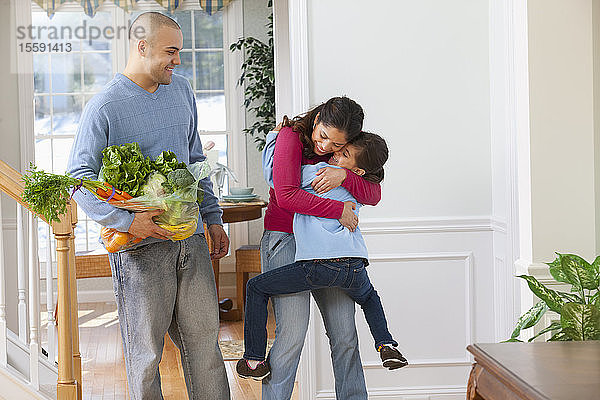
left=507, top=253, right=600, bottom=342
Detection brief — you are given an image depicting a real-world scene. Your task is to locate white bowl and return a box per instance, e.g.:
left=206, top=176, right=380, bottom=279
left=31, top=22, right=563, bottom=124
left=229, top=187, right=254, bottom=196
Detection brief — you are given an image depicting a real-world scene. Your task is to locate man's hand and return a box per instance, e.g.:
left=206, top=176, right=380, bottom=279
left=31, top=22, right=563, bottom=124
left=128, top=210, right=175, bottom=240
left=208, top=224, right=229, bottom=260
left=338, top=201, right=358, bottom=232
left=312, top=167, right=347, bottom=194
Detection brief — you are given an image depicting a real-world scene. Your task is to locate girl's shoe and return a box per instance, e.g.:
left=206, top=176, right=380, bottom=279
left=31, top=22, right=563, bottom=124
left=379, top=345, right=408, bottom=370
left=236, top=359, right=271, bottom=381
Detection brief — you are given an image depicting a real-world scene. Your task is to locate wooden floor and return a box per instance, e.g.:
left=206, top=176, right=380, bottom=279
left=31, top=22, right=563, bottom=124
left=61, top=302, right=298, bottom=400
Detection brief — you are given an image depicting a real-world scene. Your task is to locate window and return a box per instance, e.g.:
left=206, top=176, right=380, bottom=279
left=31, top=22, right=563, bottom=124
left=28, top=1, right=240, bottom=256
left=32, top=9, right=114, bottom=253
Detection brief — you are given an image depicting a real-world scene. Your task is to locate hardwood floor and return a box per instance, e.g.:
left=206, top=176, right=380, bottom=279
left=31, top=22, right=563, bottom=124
left=51, top=301, right=298, bottom=400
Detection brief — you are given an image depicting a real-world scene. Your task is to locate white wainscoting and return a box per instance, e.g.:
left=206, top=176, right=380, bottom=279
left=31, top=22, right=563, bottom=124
left=300, top=216, right=500, bottom=400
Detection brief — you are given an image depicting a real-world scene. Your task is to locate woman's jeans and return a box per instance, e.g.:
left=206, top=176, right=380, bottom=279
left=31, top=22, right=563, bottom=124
left=244, top=257, right=397, bottom=361
left=259, top=230, right=368, bottom=400
left=108, top=234, right=230, bottom=400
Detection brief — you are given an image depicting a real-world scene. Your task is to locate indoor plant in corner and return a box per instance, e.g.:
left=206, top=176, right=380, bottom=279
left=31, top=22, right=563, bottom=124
left=508, top=253, right=600, bottom=342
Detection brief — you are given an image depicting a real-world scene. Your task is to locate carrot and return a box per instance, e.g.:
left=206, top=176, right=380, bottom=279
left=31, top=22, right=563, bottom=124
left=93, top=182, right=133, bottom=201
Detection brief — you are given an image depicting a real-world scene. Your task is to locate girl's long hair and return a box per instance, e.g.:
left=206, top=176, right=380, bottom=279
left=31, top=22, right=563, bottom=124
left=350, top=132, right=389, bottom=183
left=282, top=97, right=364, bottom=158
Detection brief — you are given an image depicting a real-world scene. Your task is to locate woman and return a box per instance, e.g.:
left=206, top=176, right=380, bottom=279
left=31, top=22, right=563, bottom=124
left=261, top=96, right=381, bottom=400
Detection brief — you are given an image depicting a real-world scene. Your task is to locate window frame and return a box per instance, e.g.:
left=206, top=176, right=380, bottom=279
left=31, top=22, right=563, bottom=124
left=16, top=0, right=247, bottom=269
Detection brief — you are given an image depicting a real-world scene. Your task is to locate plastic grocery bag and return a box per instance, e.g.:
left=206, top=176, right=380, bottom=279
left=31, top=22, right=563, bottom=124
left=99, top=161, right=211, bottom=252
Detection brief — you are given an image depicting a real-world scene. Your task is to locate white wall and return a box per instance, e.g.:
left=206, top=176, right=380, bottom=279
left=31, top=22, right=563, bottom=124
left=308, top=1, right=492, bottom=220
left=302, top=0, right=493, bottom=398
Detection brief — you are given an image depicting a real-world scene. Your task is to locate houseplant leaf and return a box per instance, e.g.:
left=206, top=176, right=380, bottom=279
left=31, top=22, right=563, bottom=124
left=548, top=256, right=569, bottom=285
left=591, top=256, right=600, bottom=274
left=558, top=291, right=582, bottom=303
left=560, top=302, right=600, bottom=341
left=518, top=275, right=564, bottom=313
left=527, top=322, right=562, bottom=342
left=548, top=330, right=570, bottom=341
left=510, top=301, right=548, bottom=339
left=558, top=253, right=599, bottom=290
left=590, top=291, right=600, bottom=306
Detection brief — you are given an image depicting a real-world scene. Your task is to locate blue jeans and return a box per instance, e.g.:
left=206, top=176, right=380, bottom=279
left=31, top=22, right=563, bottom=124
left=108, top=234, right=230, bottom=400
left=244, top=257, right=397, bottom=361
left=259, top=231, right=368, bottom=400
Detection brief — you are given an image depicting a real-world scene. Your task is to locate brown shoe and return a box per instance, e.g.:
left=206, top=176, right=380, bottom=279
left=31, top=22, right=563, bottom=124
left=236, top=359, right=271, bottom=380
left=379, top=345, right=408, bottom=370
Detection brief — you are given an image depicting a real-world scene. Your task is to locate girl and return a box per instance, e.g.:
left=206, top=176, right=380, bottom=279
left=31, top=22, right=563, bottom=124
left=260, top=97, right=379, bottom=400
left=237, top=132, right=407, bottom=380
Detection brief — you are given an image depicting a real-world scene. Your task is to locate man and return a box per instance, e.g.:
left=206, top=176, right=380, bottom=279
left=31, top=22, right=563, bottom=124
left=67, top=12, right=230, bottom=399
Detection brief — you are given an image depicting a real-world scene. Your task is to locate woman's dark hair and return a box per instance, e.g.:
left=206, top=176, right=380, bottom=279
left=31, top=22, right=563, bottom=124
left=349, top=132, right=389, bottom=183
left=282, top=96, right=364, bottom=158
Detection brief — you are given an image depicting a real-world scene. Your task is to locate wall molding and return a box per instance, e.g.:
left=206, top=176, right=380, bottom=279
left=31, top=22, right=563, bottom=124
left=286, top=1, right=313, bottom=398
left=368, top=252, right=475, bottom=364
left=1, top=219, right=16, bottom=231
left=359, top=216, right=503, bottom=235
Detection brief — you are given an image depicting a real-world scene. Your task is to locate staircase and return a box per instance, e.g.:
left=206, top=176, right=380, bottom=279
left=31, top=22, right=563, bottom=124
left=0, top=160, right=81, bottom=400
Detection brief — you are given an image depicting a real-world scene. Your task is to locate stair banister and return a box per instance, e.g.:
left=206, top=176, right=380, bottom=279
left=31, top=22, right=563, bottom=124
left=0, top=159, right=79, bottom=399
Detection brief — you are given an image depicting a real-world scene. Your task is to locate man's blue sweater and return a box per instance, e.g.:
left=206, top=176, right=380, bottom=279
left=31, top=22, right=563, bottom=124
left=66, top=73, right=222, bottom=250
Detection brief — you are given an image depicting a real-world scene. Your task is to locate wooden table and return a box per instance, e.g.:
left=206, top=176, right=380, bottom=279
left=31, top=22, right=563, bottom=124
left=467, top=342, right=600, bottom=400
left=209, top=200, right=267, bottom=320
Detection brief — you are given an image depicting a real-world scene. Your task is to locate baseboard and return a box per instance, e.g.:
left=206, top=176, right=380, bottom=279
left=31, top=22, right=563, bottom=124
left=315, top=385, right=466, bottom=399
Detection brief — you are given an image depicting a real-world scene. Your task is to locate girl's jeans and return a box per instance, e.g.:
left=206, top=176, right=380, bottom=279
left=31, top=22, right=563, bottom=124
left=259, top=230, right=368, bottom=400
left=108, top=234, right=230, bottom=400
left=243, top=256, right=397, bottom=361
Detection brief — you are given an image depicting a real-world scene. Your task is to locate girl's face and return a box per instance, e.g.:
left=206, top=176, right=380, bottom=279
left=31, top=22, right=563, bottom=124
left=311, top=121, right=347, bottom=156
left=329, top=144, right=365, bottom=176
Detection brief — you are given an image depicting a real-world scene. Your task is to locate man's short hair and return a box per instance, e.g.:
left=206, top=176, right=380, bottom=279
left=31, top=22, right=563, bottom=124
left=128, top=12, right=181, bottom=43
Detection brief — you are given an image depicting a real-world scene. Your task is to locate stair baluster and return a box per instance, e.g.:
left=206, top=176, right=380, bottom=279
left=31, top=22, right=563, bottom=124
left=45, top=224, right=56, bottom=366
left=16, top=204, right=27, bottom=342
left=28, top=213, right=40, bottom=389
left=0, top=195, right=7, bottom=368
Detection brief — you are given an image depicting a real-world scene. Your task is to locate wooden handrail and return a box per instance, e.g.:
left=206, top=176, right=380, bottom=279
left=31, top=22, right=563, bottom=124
left=0, top=159, right=79, bottom=399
